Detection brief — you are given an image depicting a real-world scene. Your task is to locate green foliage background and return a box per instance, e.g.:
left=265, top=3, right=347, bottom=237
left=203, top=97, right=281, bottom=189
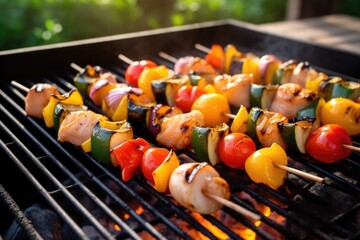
left=1, top=0, right=359, bottom=51
left=0, top=0, right=288, bottom=51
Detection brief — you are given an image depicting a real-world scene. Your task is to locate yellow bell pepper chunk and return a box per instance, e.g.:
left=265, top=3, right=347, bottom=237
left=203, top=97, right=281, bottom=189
left=242, top=55, right=260, bottom=84
left=230, top=105, right=248, bottom=133
left=42, top=90, right=83, bottom=128
left=81, top=138, right=92, bottom=153
left=245, top=143, right=288, bottom=190
left=204, top=84, right=217, bottom=93
left=224, top=44, right=242, bottom=74
left=111, top=95, right=129, bottom=122
left=138, top=65, right=169, bottom=102
left=152, top=150, right=180, bottom=193
left=305, top=72, right=328, bottom=92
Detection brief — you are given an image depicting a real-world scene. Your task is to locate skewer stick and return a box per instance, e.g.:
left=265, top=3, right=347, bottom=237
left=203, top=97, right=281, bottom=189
left=194, top=43, right=211, bottom=53
left=204, top=192, right=261, bottom=221
left=342, top=144, right=360, bottom=152
left=159, top=51, right=178, bottom=64
left=118, top=54, right=134, bottom=65
left=223, top=112, right=236, bottom=119
left=273, top=163, right=324, bottom=182
left=70, top=62, right=84, bottom=72
left=11, top=81, right=29, bottom=92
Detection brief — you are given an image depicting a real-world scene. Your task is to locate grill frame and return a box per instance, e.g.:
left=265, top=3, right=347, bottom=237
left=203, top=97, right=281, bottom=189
left=1, top=19, right=360, bottom=240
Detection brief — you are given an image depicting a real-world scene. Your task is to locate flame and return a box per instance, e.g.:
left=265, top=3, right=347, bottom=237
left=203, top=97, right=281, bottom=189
left=114, top=224, right=121, bottom=232
left=113, top=206, right=145, bottom=233
left=123, top=206, right=144, bottom=219
left=191, top=212, right=229, bottom=239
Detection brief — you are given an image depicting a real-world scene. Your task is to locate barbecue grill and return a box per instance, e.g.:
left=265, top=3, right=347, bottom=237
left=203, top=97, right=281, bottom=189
left=1, top=19, right=359, bottom=240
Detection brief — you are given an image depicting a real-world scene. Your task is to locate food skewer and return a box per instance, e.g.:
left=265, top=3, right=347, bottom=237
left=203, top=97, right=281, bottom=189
left=10, top=80, right=262, bottom=222
left=70, top=58, right=360, bottom=175
left=156, top=51, right=360, bottom=152
left=80, top=57, right=328, bottom=185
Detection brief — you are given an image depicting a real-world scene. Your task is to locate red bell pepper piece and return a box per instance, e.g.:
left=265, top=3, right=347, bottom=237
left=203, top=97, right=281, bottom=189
left=111, top=137, right=152, bottom=182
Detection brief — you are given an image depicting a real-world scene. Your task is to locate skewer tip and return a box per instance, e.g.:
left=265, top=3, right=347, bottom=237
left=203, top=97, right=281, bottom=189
left=194, top=43, right=211, bottom=53
left=274, top=163, right=324, bottom=183
left=205, top=193, right=261, bottom=221
left=342, top=144, right=360, bottom=152
left=11, top=80, right=30, bottom=92
left=158, top=51, right=178, bottom=64
left=118, top=54, right=134, bottom=65
left=70, top=62, right=84, bottom=72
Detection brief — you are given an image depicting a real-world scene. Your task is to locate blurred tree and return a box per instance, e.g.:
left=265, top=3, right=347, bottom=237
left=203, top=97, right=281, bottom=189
left=0, top=0, right=287, bottom=51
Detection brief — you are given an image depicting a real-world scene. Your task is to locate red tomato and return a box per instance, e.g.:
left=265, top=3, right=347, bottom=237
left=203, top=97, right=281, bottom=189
left=305, top=124, right=353, bottom=163
left=175, top=85, right=206, bottom=112
left=142, top=148, right=170, bottom=184
left=218, top=133, right=256, bottom=169
left=112, top=138, right=152, bottom=182
left=205, top=44, right=225, bottom=71
left=125, top=60, right=157, bottom=87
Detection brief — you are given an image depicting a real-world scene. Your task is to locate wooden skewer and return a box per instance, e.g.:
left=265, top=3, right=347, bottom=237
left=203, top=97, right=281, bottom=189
left=11, top=80, right=30, bottom=92
left=70, top=62, right=84, bottom=72
left=223, top=112, right=236, bottom=119
left=204, top=192, right=261, bottom=221
left=273, top=163, right=324, bottom=182
left=194, top=43, right=211, bottom=53
left=158, top=51, right=178, bottom=64
left=342, top=144, right=360, bottom=152
left=118, top=54, right=134, bottom=65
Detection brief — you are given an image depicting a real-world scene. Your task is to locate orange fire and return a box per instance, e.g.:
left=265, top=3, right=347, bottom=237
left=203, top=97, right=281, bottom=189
left=114, top=192, right=284, bottom=239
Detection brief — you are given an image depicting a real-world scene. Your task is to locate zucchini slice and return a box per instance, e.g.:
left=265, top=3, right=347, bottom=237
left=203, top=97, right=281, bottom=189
left=53, top=102, right=88, bottom=132
left=192, top=123, right=229, bottom=166
left=152, top=75, right=189, bottom=106
left=250, top=84, right=278, bottom=109
left=279, top=119, right=314, bottom=154
left=91, top=120, right=133, bottom=167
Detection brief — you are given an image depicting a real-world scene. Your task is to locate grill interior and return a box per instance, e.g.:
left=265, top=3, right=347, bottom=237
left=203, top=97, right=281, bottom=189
left=1, top=20, right=360, bottom=240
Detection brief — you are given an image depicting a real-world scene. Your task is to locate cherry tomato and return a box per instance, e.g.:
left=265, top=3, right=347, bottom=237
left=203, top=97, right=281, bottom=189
left=175, top=85, right=206, bottom=112
left=125, top=60, right=157, bottom=87
left=142, top=147, right=170, bottom=184
left=305, top=124, right=353, bottom=163
left=218, top=133, right=256, bottom=169
left=112, top=138, right=152, bottom=182
left=191, top=93, right=231, bottom=126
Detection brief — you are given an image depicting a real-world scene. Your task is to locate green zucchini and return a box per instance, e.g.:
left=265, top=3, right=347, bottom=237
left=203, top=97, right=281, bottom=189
left=247, top=107, right=263, bottom=146
left=91, top=120, right=133, bottom=167
left=272, top=59, right=297, bottom=85
left=319, top=77, right=360, bottom=101
left=128, top=99, right=155, bottom=124
left=53, top=103, right=88, bottom=132
left=192, top=123, right=229, bottom=166
left=151, top=76, right=189, bottom=106
left=250, top=84, right=278, bottom=109
left=279, top=119, right=314, bottom=154
left=73, top=65, right=103, bottom=97
left=296, top=97, right=325, bottom=129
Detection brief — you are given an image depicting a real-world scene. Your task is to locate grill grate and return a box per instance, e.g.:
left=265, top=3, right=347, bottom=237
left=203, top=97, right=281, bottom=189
left=1, top=20, right=360, bottom=240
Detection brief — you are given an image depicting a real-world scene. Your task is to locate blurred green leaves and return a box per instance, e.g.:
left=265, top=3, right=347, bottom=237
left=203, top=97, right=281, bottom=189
left=0, top=0, right=287, bottom=51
